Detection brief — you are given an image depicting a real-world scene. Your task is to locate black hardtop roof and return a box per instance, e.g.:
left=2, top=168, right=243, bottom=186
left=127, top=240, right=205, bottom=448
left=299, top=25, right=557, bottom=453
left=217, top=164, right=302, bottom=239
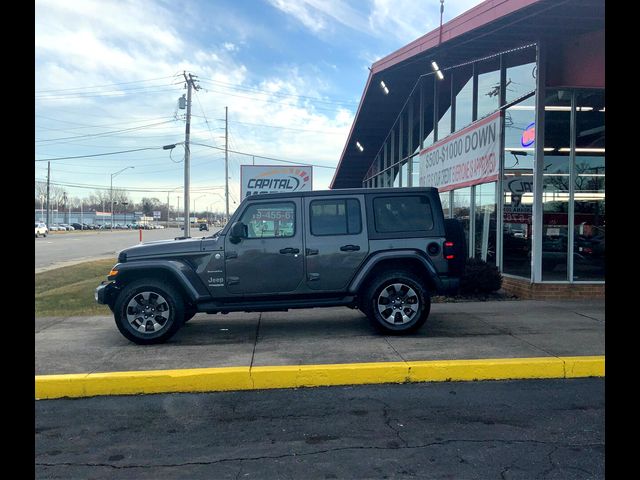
left=243, top=186, right=439, bottom=202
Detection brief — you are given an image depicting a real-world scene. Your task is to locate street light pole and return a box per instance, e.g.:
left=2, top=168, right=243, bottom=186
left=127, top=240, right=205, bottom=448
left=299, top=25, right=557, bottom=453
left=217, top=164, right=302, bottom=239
left=110, top=166, right=135, bottom=231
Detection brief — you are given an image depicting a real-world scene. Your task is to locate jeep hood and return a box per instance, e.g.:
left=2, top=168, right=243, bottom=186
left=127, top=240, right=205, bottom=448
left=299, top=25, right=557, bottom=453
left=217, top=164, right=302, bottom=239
left=120, top=237, right=204, bottom=260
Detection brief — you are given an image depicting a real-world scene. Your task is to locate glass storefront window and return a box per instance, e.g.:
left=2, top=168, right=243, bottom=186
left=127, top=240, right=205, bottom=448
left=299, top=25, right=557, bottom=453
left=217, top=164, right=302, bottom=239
left=437, top=74, right=453, bottom=139
left=453, top=187, right=471, bottom=253
left=477, top=57, right=500, bottom=119
left=475, top=182, right=497, bottom=264
left=573, top=90, right=605, bottom=281
left=401, top=160, right=408, bottom=187
left=438, top=105, right=452, bottom=140
left=503, top=95, right=535, bottom=278
left=454, top=65, right=474, bottom=132
left=424, top=129, right=434, bottom=149
left=439, top=191, right=450, bottom=219
left=422, top=76, right=435, bottom=149
left=542, top=89, right=571, bottom=281
left=505, top=47, right=536, bottom=104
left=412, top=157, right=420, bottom=186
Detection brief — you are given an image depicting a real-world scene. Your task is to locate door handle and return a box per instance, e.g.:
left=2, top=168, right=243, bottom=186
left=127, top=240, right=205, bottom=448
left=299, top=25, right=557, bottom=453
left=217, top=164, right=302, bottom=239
left=279, top=247, right=300, bottom=254
left=340, top=244, right=361, bottom=252
left=306, top=248, right=319, bottom=256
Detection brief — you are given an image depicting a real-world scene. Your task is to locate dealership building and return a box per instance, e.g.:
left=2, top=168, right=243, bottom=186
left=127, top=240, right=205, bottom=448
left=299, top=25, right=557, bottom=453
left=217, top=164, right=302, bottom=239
left=331, top=0, right=604, bottom=299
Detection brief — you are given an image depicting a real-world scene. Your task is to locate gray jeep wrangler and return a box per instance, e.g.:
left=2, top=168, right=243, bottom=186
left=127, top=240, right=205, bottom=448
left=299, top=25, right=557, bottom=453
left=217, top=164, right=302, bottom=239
left=96, top=187, right=466, bottom=344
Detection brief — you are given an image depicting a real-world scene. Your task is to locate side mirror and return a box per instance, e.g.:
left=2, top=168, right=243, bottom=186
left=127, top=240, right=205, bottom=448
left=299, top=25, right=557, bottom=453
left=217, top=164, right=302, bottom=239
left=229, top=221, right=247, bottom=243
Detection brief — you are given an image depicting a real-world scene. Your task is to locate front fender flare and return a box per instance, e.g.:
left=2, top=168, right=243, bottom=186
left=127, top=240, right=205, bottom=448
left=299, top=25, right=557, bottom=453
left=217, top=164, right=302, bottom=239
left=111, top=260, right=210, bottom=303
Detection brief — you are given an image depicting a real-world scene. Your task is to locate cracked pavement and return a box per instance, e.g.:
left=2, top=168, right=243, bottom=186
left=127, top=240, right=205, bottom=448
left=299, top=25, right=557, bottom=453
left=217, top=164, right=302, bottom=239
left=35, top=378, right=604, bottom=479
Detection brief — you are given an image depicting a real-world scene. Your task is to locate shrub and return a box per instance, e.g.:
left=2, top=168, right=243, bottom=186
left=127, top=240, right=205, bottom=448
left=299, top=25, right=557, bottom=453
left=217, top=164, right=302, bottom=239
left=460, top=258, right=502, bottom=295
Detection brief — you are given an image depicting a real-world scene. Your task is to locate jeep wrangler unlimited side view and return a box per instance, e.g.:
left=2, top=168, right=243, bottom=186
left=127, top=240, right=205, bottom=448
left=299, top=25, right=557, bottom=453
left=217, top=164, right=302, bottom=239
left=96, top=187, right=466, bottom=344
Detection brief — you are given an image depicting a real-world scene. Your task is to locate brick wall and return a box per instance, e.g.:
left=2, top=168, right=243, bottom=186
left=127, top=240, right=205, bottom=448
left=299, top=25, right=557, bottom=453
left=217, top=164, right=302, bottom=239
left=501, top=276, right=605, bottom=300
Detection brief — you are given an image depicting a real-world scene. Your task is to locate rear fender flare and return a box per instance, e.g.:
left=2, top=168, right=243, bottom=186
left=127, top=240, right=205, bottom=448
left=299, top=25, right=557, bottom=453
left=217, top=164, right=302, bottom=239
left=348, top=250, right=443, bottom=294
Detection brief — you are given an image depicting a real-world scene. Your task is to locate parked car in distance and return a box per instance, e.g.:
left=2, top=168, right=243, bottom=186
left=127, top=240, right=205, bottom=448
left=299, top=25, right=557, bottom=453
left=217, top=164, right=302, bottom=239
left=35, top=222, right=48, bottom=238
left=199, top=223, right=209, bottom=231
left=49, top=224, right=60, bottom=232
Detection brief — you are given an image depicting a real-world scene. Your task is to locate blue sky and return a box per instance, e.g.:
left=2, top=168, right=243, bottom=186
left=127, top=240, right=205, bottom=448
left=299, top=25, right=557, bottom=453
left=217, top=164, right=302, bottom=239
left=35, top=0, right=484, bottom=212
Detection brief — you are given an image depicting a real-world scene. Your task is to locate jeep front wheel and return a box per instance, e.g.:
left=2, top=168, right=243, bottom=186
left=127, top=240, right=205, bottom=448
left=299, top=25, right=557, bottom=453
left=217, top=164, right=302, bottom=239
left=113, top=279, right=185, bottom=344
left=364, top=271, right=430, bottom=334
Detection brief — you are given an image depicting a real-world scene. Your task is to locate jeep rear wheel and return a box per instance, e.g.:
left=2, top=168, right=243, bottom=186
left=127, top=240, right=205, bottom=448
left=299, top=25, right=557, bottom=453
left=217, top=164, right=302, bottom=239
left=364, top=271, right=430, bottom=334
left=114, top=279, right=185, bottom=344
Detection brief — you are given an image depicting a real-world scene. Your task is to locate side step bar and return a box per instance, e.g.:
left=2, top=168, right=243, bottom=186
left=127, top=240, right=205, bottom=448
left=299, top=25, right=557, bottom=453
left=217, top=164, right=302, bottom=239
left=197, top=296, right=356, bottom=314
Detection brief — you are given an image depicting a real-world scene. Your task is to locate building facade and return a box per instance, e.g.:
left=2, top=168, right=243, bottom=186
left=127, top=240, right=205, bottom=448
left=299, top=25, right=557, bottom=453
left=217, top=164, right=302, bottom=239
left=331, top=0, right=604, bottom=299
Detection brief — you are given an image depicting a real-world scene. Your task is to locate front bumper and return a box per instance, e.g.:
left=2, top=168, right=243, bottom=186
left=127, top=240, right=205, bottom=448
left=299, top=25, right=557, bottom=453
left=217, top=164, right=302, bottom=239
left=95, top=281, right=118, bottom=305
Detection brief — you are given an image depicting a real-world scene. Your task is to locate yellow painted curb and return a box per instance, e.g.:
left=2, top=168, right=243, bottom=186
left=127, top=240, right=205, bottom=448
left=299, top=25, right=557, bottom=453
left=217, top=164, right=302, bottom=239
left=563, top=355, right=605, bottom=378
left=409, top=357, right=567, bottom=382
left=36, top=367, right=252, bottom=399
left=250, top=362, right=410, bottom=390
left=35, top=356, right=604, bottom=400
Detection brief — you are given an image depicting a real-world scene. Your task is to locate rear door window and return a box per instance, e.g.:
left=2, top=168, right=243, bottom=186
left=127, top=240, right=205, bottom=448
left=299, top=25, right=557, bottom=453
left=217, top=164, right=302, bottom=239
left=373, top=195, right=433, bottom=233
left=310, top=199, right=361, bottom=236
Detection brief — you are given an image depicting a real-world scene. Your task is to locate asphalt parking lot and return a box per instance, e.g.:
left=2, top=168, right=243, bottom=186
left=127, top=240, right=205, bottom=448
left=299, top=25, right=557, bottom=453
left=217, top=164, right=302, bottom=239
left=35, top=378, right=605, bottom=479
left=36, top=299, right=604, bottom=376
left=34, top=227, right=219, bottom=271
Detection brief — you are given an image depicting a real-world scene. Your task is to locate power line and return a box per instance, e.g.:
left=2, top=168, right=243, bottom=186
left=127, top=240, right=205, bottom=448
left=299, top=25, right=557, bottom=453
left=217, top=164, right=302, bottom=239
left=35, top=86, right=184, bottom=100
left=35, top=75, right=179, bottom=93
left=190, top=142, right=336, bottom=170
left=35, top=114, right=179, bottom=130
left=35, top=120, right=179, bottom=143
left=34, top=147, right=164, bottom=162
left=192, top=89, right=221, bottom=148
left=35, top=178, right=226, bottom=193
left=217, top=118, right=348, bottom=135
left=197, top=77, right=357, bottom=106
left=198, top=87, right=353, bottom=114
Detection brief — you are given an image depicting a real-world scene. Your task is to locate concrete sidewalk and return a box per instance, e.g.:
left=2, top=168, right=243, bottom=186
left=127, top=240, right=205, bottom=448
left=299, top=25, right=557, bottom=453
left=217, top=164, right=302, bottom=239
left=35, top=299, right=604, bottom=376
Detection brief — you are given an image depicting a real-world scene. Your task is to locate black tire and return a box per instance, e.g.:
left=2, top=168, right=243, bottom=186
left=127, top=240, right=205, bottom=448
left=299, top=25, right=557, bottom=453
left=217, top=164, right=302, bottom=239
left=363, top=270, right=430, bottom=334
left=113, top=279, right=185, bottom=344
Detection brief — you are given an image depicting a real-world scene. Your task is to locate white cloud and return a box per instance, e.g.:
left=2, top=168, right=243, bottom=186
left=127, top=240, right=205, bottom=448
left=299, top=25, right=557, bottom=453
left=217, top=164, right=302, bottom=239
left=35, top=0, right=355, bottom=203
left=268, top=0, right=485, bottom=44
left=267, top=0, right=369, bottom=35
left=223, top=42, right=238, bottom=52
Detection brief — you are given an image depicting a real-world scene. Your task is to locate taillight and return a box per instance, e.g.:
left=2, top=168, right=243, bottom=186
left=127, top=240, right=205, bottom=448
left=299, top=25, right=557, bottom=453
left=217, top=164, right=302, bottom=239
left=443, top=241, right=455, bottom=260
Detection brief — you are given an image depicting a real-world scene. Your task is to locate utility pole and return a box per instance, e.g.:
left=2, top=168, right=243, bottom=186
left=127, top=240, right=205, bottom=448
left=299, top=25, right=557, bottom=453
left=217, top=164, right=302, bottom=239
left=167, top=191, right=170, bottom=228
left=46, top=161, right=51, bottom=227
left=183, top=71, right=200, bottom=237
left=225, top=106, right=229, bottom=224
